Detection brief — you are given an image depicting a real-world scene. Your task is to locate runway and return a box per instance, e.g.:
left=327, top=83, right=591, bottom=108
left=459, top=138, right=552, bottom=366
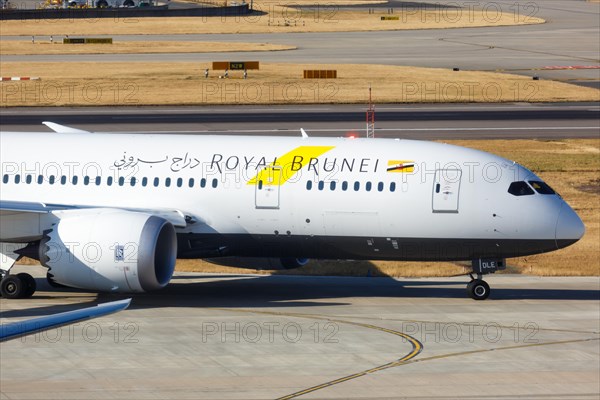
left=1, top=265, right=599, bottom=399
left=1, top=103, right=598, bottom=139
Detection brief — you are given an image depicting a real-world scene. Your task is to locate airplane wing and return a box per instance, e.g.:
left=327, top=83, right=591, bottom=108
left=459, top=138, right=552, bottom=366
left=0, top=298, right=131, bottom=342
left=0, top=200, right=191, bottom=228
left=0, top=200, right=73, bottom=214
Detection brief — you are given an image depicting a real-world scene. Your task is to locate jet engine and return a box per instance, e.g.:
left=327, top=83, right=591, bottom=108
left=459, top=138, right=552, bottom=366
left=39, top=209, right=176, bottom=293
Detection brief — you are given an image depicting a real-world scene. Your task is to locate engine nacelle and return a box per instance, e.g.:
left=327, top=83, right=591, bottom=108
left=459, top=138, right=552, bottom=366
left=206, top=257, right=309, bottom=270
left=40, top=209, right=176, bottom=293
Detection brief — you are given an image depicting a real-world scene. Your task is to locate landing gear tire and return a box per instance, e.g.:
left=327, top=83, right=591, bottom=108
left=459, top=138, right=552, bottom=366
left=0, top=275, right=26, bottom=299
left=17, top=273, right=36, bottom=298
left=467, top=279, right=490, bottom=300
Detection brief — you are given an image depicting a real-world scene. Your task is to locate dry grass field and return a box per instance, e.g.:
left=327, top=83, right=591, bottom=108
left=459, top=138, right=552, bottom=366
left=0, top=41, right=295, bottom=55
left=0, top=0, right=544, bottom=36
left=1, top=62, right=598, bottom=106
left=176, top=139, right=600, bottom=277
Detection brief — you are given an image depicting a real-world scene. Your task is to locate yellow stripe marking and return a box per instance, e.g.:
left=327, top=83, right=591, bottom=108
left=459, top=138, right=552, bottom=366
left=247, top=146, right=335, bottom=186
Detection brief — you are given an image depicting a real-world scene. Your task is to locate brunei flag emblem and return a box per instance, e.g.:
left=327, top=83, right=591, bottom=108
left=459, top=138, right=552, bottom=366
left=387, top=160, right=415, bottom=173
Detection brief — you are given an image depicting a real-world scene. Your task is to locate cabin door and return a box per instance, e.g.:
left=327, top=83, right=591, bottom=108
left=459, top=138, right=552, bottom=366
left=432, top=169, right=462, bottom=213
left=255, top=166, right=281, bottom=209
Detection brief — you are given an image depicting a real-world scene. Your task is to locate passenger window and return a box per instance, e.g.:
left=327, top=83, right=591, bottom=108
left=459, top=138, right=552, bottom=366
left=37, top=175, right=43, bottom=184
left=2, top=174, right=7, bottom=184
left=354, top=181, right=360, bottom=191
left=84, top=176, right=90, bottom=185
left=72, top=176, right=78, bottom=185
left=118, top=177, right=125, bottom=186
left=377, top=182, right=384, bottom=192
left=177, top=178, right=183, bottom=188
left=49, top=175, right=55, bottom=184
left=165, top=178, right=171, bottom=187
left=258, top=180, right=263, bottom=190
left=188, top=178, right=194, bottom=188
left=95, top=176, right=101, bottom=186
left=107, top=176, right=113, bottom=186
left=342, top=181, right=348, bottom=191
left=26, top=175, right=32, bottom=184
left=200, top=178, right=206, bottom=188
left=508, top=181, right=534, bottom=196
left=212, top=179, right=218, bottom=188
left=142, top=177, right=148, bottom=187
left=528, top=181, right=555, bottom=195
left=390, top=182, right=396, bottom=192
left=306, top=181, right=312, bottom=190
left=366, top=182, right=372, bottom=192
left=130, top=177, right=136, bottom=186
left=330, top=181, right=336, bottom=191
left=14, top=175, right=20, bottom=184
left=154, top=177, right=160, bottom=187
left=318, top=181, right=324, bottom=190
left=60, top=176, right=66, bottom=185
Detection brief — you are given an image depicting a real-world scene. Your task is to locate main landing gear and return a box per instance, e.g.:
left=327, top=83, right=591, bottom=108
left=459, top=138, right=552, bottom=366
left=0, top=271, right=37, bottom=299
left=466, top=258, right=505, bottom=300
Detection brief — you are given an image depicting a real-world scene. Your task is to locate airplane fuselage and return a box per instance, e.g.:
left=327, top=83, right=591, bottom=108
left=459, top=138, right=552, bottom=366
left=0, top=132, right=584, bottom=263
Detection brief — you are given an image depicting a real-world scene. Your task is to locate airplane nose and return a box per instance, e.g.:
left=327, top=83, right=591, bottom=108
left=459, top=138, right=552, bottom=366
left=555, top=202, right=585, bottom=249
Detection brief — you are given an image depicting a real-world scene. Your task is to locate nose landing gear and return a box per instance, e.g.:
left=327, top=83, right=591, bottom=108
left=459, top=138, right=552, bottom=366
left=466, top=258, right=505, bottom=300
left=467, top=274, right=491, bottom=300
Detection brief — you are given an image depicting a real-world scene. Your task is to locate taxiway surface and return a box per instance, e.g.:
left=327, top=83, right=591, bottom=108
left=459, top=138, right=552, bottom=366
left=1, top=266, right=599, bottom=399
left=2, top=103, right=599, bottom=139
left=2, top=0, right=600, bottom=87
left=2, top=0, right=599, bottom=85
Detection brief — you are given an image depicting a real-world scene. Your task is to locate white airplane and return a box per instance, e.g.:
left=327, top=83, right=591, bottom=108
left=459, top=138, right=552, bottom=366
left=0, top=123, right=585, bottom=300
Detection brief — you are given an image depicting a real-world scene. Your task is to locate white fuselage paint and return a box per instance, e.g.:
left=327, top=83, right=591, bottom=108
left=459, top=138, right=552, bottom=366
left=0, top=132, right=584, bottom=261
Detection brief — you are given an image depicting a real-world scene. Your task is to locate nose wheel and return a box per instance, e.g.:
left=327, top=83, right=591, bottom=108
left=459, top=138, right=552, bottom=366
left=466, top=278, right=490, bottom=300
left=466, top=258, right=504, bottom=300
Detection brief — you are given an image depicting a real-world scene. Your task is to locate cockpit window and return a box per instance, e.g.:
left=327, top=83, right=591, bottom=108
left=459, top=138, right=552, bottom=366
left=528, top=180, right=555, bottom=195
left=508, top=181, right=534, bottom=196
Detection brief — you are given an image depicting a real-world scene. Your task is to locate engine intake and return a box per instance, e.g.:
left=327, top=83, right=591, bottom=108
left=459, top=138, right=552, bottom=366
left=40, top=209, right=176, bottom=293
